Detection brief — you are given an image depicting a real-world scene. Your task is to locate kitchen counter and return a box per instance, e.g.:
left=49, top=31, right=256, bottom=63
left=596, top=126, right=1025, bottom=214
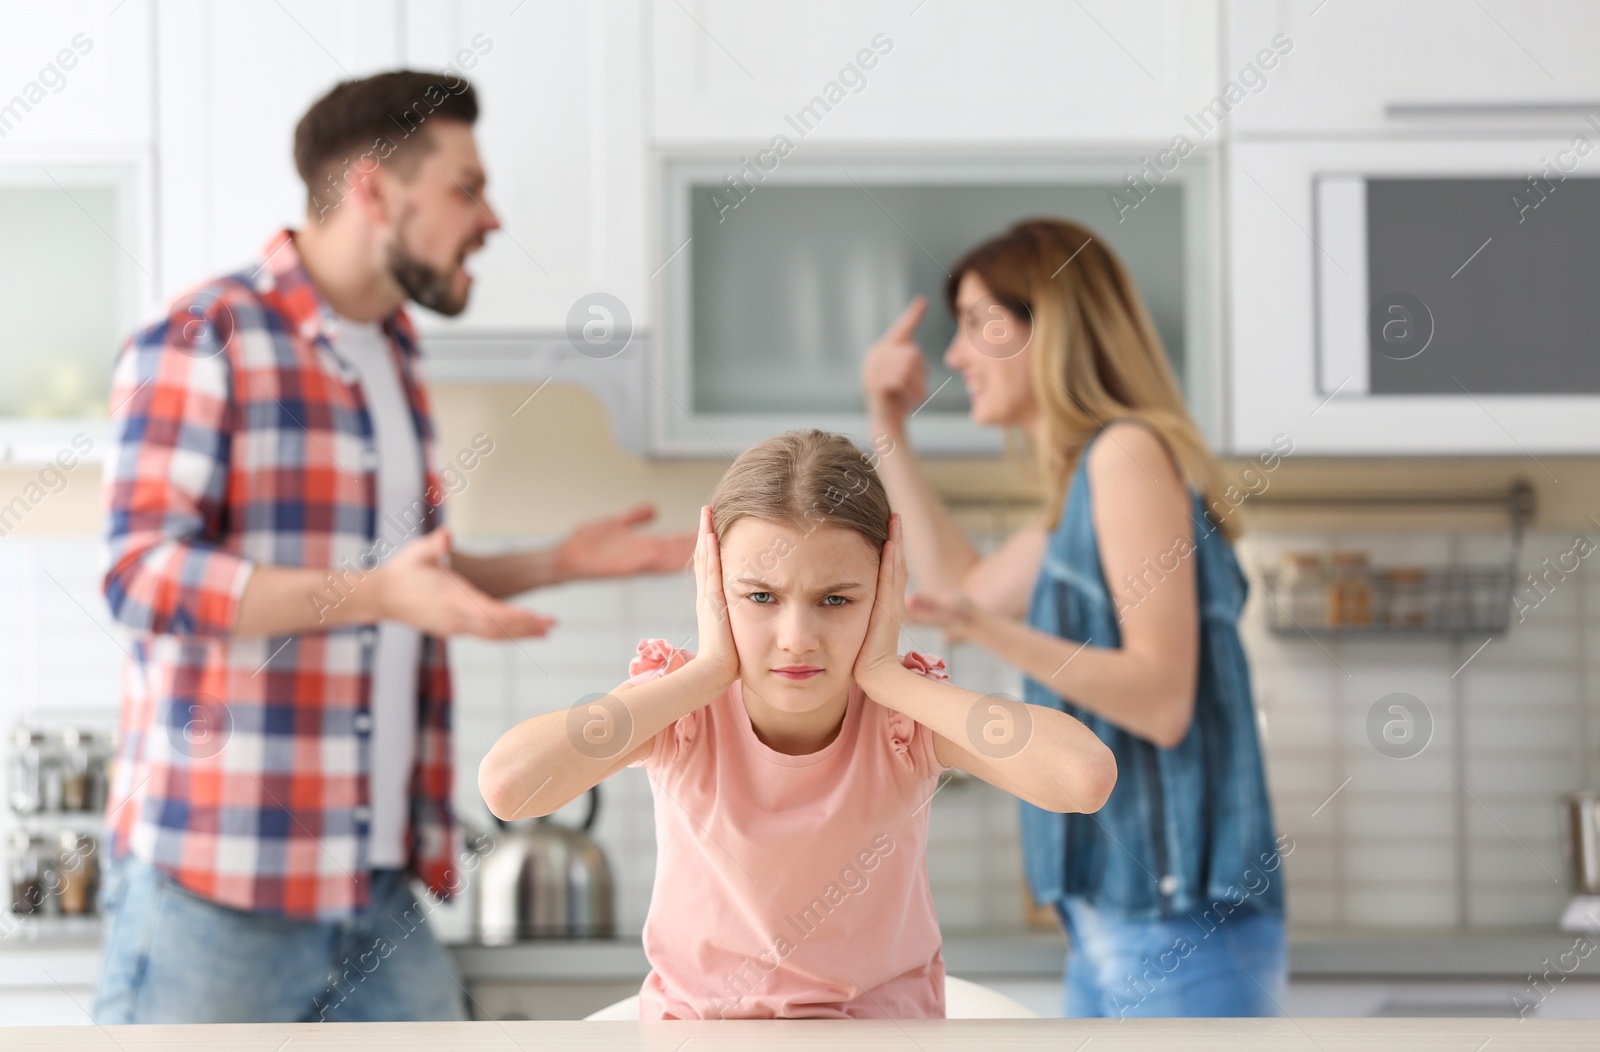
left=1287, top=927, right=1600, bottom=978
left=452, top=927, right=1600, bottom=981
left=0, top=1019, right=1594, bottom=1049
left=7, top=926, right=1599, bottom=990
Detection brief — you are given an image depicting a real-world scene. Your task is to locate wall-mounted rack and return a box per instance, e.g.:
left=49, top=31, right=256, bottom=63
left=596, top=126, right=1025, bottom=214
left=1254, top=481, right=1535, bottom=638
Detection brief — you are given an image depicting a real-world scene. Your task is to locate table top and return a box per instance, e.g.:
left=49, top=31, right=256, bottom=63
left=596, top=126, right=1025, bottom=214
left=2, top=1019, right=1594, bottom=1050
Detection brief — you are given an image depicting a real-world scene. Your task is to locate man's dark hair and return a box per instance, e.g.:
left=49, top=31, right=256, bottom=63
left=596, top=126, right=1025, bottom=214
left=294, top=70, right=479, bottom=215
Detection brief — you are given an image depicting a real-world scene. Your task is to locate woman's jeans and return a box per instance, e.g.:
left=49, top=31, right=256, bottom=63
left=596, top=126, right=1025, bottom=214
left=1057, top=897, right=1287, bottom=1018
left=92, top=853, right=468, bottom=1023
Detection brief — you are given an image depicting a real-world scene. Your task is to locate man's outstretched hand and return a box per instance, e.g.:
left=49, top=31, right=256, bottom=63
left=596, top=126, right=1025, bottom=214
left=552, top=503, right=696, bottom=580
left=376, top=528, right=557, bottom=639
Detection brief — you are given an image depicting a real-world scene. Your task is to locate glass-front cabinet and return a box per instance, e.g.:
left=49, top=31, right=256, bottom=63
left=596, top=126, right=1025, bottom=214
left=0, top=160, right=150, bottom=463
left=653, top=154, right=1220, bottom=457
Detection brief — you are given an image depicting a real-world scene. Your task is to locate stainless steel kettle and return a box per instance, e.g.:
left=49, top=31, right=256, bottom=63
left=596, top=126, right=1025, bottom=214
left=475, top=786, right=615, bottom=942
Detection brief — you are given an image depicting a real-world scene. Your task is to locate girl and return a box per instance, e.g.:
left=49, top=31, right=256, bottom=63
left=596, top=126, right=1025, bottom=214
left=479, top=429, right=1116, bottom=1020
left=860, top=218, right=1287, bottom=1017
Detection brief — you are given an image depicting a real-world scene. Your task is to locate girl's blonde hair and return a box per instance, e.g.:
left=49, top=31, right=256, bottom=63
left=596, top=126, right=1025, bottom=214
left=710, top=429, right=890, bottom=559
left=946, top=218, right=1237, bottom=541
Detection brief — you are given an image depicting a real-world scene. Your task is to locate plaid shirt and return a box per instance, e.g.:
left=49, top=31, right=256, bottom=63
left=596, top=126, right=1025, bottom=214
left=100, top=229, right=461, bottom=920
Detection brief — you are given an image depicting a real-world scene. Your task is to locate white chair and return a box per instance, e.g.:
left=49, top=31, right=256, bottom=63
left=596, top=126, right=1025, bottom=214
left=583, top=974, right=1039, bottom=1020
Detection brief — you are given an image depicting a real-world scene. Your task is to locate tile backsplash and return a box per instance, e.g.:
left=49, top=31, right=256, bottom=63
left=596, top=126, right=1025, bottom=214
left=1243, top=528, right=1597, bottom=933
left=2, top=526, right=1595, bottom=941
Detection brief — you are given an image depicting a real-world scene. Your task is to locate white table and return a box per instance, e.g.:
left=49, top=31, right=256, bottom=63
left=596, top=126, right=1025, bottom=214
left=1, top=1019, right=1594, bottom=1049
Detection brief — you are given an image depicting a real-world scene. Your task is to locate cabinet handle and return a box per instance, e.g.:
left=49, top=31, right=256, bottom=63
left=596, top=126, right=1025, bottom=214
left=1385, top=100, right=1600, bottom=119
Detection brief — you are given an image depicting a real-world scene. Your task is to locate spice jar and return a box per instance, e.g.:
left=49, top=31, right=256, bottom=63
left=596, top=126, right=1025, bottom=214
left=9, top=726, right=46, bottom=815
left=1327, top=551, right=1373, bottom=628
left=40, top=754, right=64, bottom=814
left=1384, top=567, right=1429, bottom=628
left=1276, top=552, right=1329, bottom=628
left=8, top=832, right=54, bottom=917
left=55, top=831, right=98, bottom=916
left=60, top=729, right=93, bottom=812
left=88, top=747, right=109, bottom=814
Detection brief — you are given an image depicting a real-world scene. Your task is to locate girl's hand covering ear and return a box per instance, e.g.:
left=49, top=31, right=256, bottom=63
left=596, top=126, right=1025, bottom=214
left=693, top=505, right=740, bottom=687
left=853, top=512, right=910, bottom=687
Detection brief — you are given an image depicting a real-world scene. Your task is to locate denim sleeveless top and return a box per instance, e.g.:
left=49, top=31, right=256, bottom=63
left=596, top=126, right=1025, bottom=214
left=1021, top=430, right=1285, bottom=921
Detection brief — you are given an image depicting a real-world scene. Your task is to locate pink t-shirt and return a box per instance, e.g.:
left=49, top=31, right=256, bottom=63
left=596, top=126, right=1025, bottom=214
left=624, top=637, right=953, bottom=1020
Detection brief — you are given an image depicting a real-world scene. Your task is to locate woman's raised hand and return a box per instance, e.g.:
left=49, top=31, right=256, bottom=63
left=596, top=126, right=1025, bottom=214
left=693, top=505, right=741, bottom=687
left=861, top=295, right=929, bottom=439
left=905, top=589, right=981, bottom=645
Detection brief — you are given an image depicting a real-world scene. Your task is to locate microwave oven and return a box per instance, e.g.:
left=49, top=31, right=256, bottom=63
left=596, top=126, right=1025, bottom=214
left=1230, top=136, right=1600, bottom=455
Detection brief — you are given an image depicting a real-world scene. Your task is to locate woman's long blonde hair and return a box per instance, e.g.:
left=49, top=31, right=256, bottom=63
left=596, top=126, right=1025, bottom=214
left=946, top=218, right=1237, bottom=541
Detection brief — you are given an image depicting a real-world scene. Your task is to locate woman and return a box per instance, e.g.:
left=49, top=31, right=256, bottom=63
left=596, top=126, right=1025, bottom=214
left=860, top=218, right=1286, bottom=1018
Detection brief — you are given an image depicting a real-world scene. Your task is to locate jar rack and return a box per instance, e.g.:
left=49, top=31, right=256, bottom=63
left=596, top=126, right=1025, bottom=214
left=5, top=721, right=113, bottom=937
left=1254, top=481, right=1534, bottom=638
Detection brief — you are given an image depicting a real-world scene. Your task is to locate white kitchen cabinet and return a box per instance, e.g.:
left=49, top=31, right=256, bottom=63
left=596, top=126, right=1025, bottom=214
left=1226, top=138, right=1600, bottom=455
left=156, top=0, right=402, bottom=301
left=649, top=0, right=1219, bottom=145
left=401, top=1, right=649, bottom=337
left=0, top=2, right=155, bottom=462
left=0, top=987, right=99, bottom=1026
left=156, top=0, right=647, bottom=336
left=1225, top=0, right=1600, bottom=136
left=0, top=941, right=101, bottom=1026
left=0, top=1, right=152, bottom=155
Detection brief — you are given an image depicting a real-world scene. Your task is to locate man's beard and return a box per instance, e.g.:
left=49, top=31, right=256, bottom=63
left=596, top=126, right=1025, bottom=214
left=386, top=216, right=470, bottom=317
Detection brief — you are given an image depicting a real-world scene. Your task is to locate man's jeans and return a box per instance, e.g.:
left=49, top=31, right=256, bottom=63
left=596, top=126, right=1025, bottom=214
left=92, top=853, right=468, bottom=1023
left=1058, top=897, right=1288, bottom=1018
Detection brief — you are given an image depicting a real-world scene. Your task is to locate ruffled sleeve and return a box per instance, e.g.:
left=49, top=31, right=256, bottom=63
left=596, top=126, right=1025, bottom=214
left=899, top=651, right=950, bottom=683
left=625, top=638, right=704, bottom=769
left=882, top=650, right=954, bottom=777
left=627, top=637, right=693, bottom=682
